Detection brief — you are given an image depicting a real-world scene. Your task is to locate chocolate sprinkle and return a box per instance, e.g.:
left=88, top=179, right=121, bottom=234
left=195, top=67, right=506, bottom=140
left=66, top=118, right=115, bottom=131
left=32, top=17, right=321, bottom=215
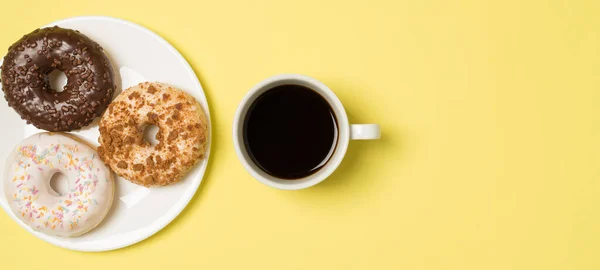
left=0, top=27, right=115, bottom=131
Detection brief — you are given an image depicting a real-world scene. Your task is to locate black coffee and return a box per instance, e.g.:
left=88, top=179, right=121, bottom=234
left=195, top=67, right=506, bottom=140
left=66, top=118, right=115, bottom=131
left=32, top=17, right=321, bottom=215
left=243, top=84, right=338, bottom=179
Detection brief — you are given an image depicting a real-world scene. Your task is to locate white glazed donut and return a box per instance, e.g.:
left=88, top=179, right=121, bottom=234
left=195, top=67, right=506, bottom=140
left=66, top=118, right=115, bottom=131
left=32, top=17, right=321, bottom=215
left=3, top=132, right=114, bottom=237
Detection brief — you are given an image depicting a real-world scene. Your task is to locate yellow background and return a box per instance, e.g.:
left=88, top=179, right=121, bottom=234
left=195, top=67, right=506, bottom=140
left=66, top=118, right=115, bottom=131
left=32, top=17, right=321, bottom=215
left=0, top=0, right=599, bottom=269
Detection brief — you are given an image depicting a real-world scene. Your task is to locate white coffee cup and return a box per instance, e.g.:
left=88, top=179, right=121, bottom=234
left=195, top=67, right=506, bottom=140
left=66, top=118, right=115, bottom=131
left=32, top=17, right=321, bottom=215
left=233, top=74, right=380, bottom=190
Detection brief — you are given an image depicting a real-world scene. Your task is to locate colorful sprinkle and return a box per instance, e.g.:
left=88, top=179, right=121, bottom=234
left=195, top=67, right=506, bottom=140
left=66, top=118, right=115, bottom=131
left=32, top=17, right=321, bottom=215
left=6, top=136, right=110, bottom=235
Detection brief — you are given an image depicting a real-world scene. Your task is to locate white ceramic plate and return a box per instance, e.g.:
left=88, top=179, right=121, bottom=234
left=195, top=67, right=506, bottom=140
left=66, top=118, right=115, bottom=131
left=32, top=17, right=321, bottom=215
left=0, top=16, right=211, bottom=251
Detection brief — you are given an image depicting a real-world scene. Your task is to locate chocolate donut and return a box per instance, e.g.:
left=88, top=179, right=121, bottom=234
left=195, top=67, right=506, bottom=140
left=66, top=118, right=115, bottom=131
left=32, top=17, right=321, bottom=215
left=0, top=26, right=115, bottom=131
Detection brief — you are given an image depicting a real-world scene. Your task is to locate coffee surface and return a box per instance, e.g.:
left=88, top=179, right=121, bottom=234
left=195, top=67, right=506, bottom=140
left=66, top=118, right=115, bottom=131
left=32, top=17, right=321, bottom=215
left=243, top=84, right=338, bottom=179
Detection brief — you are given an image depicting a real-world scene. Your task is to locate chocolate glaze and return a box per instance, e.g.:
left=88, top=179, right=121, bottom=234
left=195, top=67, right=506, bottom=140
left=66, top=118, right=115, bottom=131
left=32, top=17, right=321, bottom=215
left=0, top=26, right=115, bottom=131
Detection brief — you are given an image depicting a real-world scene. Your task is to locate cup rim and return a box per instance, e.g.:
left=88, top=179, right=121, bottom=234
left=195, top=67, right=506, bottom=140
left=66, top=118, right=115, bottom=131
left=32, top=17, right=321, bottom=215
left=233, top=74, right=350, bottom=190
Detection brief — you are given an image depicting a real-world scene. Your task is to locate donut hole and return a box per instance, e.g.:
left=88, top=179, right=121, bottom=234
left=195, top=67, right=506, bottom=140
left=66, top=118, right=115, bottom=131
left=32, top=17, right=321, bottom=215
left=49, top=172, right=69, bottom=196
left=48, top=69, right=68, bottom=93
left=143, top=125, right=160, bottom=146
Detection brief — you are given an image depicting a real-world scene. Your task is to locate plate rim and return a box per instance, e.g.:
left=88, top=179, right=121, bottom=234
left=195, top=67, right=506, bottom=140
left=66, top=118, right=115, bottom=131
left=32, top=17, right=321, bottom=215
left=0, top=15, right=212, bottom=252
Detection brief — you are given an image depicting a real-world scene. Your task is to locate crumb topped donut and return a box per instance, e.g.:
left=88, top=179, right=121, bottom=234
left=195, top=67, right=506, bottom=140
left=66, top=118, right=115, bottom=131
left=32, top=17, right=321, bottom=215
left=0, top=26, right=116, bottom=131
left=97, top=82, right=207, bottom=187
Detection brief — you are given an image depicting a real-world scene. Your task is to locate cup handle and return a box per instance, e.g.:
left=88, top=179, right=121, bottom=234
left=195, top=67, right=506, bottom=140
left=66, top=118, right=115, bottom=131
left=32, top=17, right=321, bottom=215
left=350, top=124, right=381, bottom=140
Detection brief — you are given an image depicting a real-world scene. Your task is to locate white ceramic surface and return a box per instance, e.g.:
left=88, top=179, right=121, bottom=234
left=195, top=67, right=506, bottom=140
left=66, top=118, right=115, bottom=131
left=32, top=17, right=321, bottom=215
left=233, top=74, right=379, bottom=190
left=0, top=16, right=211, bottom=251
